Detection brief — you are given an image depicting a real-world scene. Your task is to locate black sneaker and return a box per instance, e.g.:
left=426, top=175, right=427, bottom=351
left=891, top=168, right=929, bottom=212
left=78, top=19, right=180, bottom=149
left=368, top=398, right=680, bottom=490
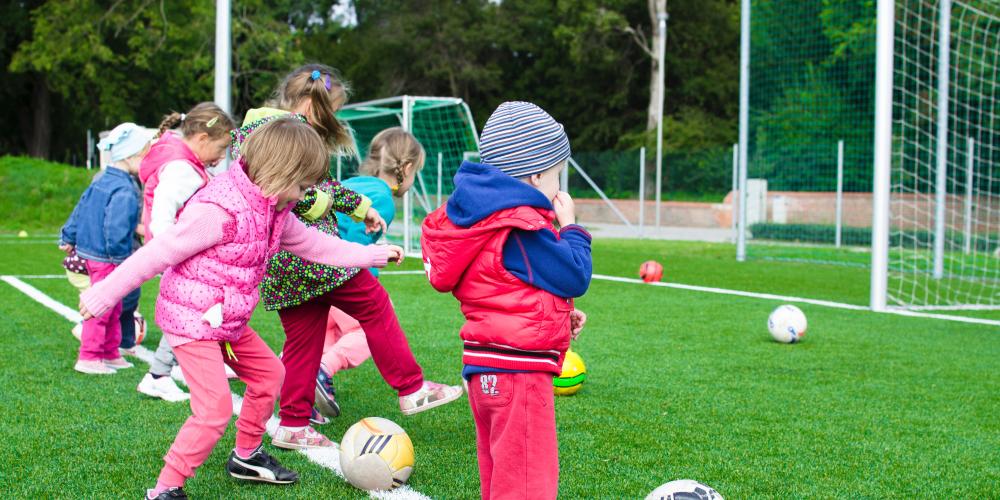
left=314, top=368, right=341, bottom=418
left=226, top=447, right=299, bottom=484
left=146, top=487, right=188, bottom=499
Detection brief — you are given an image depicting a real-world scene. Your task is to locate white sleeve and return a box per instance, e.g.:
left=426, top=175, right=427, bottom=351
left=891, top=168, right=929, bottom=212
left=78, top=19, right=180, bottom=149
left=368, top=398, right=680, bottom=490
left=149, top=160, right=204, bottom=237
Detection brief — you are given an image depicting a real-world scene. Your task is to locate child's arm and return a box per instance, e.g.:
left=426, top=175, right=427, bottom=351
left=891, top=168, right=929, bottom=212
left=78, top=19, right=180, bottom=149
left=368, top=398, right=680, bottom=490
left=501, top=225, right=593, bottom=298
left=297, top=179, right=386, bottom=233
left=279, top=215, right=399, bottom=269
left=148, top=161, right=204, bottom=237
left=59, top=196, right=84, bottom=251
left=103, top=190, right=139, bottom=262
left=79, top=203, right=229, bottom=319
left=296, top=179, right=371, bottom=222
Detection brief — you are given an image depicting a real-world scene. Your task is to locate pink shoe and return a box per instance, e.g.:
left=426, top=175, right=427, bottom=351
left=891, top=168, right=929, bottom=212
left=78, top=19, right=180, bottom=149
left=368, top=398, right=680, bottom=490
left=272, top=425, right=336, bottom=450
left=399, top=381, right=464, bottom=415
left=75, top=359, right=115, bottom=375
left=104, top=357, right=134, bottom=370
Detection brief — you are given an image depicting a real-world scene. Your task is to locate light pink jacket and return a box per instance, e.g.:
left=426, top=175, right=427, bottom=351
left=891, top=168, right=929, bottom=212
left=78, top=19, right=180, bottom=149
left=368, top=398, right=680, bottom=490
left=80, top=160, right=389, bottom=343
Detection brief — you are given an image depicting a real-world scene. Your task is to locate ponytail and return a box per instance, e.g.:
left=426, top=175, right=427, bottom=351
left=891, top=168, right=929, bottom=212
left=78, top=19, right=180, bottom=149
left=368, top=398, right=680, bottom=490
left=271, top=64, right=355, bottom=155
left=157, top=112, right=184, bottom=138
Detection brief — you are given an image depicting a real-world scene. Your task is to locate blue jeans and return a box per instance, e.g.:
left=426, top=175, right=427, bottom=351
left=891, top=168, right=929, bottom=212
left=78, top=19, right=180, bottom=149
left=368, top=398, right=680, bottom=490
left=119, top=287, right=141, bottom=349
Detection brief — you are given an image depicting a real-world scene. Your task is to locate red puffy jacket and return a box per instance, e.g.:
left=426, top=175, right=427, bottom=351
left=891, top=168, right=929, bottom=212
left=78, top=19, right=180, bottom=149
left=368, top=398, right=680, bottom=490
left=421, top=204, right=573, bottom=374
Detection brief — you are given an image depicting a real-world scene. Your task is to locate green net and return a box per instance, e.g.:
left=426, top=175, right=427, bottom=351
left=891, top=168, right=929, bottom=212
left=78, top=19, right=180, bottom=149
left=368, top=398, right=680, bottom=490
left=335, top=97, right=480, bottom=251
left=746, top=1, right=877, bottom=264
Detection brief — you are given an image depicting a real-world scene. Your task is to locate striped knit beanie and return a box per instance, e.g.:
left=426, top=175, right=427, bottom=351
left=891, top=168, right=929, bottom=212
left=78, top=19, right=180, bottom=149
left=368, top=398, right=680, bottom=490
left=479, top=101, right=571, bottom=178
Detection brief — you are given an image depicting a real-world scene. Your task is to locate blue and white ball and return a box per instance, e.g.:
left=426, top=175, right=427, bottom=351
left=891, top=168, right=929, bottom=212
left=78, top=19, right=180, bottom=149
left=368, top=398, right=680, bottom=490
left=646, top=479, right=723, bottom=500
left=767, top=304, right=808, bottom=343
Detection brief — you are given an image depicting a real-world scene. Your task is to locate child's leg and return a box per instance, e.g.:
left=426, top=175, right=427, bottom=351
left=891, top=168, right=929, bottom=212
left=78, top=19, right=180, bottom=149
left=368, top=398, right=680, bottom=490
left=79, top=260, right=122, bottom=361
left=157, top=340, right=233, bottom=488
left=323, top=270, right=423, bottom=396
left=467, top=372, right=558, bottom=500
left=149, top=336, right=178, bottom=377
left=224, top=328, right=284, bottom=451
left=119, top=287, right=141, bottom=349
left=320, top=307, right=371, bottom=375
left=276, top=299, right=331, bottom=428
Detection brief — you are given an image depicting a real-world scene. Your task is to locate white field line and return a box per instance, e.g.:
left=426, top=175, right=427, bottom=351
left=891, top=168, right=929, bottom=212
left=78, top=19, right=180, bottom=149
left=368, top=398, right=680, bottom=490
left=591, top=274, right=1000, bottom=327
left=0, top=275, right=430, bottom=500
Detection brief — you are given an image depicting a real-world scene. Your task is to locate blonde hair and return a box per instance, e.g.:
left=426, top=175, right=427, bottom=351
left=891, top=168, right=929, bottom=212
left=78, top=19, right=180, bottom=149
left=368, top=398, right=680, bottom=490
left=270, top=64, right=354, bottom=155
left=241, top=118, right=329, bottom=197
left=157, top=102, right=235, bottom=141
left=359, top=127, right=425, bottom=190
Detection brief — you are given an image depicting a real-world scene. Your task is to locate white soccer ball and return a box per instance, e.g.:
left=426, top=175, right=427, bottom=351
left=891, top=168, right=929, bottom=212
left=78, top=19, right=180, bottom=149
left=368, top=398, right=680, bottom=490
left=340, top=417, right=414, bottom=491
left=767, top=304, right=808, bottom=343
left=646, top=479, right=724, bottom=500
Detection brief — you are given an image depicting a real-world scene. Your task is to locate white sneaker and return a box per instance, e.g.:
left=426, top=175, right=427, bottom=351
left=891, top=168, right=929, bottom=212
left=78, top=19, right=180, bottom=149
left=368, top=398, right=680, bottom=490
left=272, top=425, right=336, bottom=450
left=137, top=373, right=190, bottom=402
left=399, top=380, right=464, bottom=415
left=104, top=357, right=134, bottom=370
left=75, top=359, right=115, bottom=375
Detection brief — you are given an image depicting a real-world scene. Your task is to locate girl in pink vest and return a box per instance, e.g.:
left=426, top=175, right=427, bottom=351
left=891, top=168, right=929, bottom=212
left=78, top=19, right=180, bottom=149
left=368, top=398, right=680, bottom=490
left=235, top=65, right=463, bottom=451
left=136, top=102, right=236, bottom=404
left=80, top=118, right=404, bottom=500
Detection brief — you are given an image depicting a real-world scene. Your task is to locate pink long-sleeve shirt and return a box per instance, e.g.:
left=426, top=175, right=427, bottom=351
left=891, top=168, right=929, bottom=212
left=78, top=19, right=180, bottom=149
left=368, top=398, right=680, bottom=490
left=80, top=203, right=389, bottom=333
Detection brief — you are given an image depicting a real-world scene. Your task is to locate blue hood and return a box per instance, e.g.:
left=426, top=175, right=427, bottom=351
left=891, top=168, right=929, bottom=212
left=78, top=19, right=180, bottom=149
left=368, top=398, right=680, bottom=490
left=446, top=161, right=553, bottom=227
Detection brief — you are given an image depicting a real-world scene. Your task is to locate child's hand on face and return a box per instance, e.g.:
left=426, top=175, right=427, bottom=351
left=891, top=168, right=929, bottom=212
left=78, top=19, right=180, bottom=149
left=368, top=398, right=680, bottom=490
left=553, top=191, right=576, bottom=227
left=569, top=308, right=587, bottom=340
left=364, top=208, right=388, bottom=235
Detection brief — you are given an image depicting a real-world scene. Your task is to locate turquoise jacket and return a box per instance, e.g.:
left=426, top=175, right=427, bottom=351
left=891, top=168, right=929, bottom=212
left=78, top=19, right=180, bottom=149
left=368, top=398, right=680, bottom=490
left=337, top=176, right=396, bottom=276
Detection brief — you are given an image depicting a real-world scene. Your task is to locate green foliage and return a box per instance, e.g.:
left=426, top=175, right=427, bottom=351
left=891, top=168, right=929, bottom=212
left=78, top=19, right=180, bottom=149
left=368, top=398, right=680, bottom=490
left=0, top=155, right=93, bottom=233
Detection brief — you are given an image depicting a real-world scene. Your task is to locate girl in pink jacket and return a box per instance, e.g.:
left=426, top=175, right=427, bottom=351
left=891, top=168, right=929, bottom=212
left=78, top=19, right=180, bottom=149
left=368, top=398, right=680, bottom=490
left=80, top=118, right=403, bottom=500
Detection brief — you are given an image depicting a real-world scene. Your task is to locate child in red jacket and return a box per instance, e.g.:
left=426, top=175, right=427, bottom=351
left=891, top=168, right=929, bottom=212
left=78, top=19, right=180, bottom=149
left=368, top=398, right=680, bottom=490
left=421, top=101, right=592, bottom=500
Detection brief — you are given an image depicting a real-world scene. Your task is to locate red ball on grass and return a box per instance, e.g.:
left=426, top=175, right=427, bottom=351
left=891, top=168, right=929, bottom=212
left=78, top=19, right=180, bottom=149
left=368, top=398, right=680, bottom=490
left=639, top=260, right=663, bottom=283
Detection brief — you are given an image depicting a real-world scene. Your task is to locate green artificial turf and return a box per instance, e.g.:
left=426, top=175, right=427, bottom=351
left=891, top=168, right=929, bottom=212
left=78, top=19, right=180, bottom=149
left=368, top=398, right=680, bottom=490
left=1, top=239, right=997, bottom=498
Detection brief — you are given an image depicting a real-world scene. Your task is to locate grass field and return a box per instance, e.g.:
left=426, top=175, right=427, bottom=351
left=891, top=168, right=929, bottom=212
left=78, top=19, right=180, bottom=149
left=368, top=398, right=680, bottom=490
left=2, top=234, right=999, bottom=498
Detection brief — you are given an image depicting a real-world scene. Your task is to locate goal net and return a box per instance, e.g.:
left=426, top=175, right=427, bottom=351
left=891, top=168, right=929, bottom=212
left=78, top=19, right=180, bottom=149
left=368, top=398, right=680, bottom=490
left=336, top=96, right=480, bottom=253
left=889, top=0, right=1000, bottom=310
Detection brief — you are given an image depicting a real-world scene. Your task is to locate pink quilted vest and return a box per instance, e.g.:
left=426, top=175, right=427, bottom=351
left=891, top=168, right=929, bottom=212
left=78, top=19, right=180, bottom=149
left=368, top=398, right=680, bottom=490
left=139, top=132, right=209, bottom=240
left=154, top=159, right=290, bottom=342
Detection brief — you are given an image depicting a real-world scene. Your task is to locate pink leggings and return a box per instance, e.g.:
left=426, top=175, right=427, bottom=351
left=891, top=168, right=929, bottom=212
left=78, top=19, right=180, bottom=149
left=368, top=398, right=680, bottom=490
left=157, top=329, right=283, bottom=487
left=78, top=260, right=121, bottom=361
left=320, top=307, right=371, bottom=376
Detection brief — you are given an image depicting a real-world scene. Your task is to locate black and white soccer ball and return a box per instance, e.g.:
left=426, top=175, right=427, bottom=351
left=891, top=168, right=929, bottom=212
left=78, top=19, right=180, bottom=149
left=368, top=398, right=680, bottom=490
left=646, top=479, right=724, bottom=500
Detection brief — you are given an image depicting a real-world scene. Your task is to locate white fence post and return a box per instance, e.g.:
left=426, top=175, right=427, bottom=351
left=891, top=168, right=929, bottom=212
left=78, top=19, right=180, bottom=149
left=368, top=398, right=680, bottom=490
left=933, top=0, right=952, bottom=279
left=964, top=136, right=975, bottom=254
left=731, top=143, right=738, bottom=240
left=437, top=152, right=443, bottom=208
left=870, top=0, right=895, bottom=312
left=836, top=139, right=844, bottom=248
left=639, top=147, right=646, bottom=238
left=336, top=156, right=342, bottom=182
left=736, top=0, right=751, bottom=261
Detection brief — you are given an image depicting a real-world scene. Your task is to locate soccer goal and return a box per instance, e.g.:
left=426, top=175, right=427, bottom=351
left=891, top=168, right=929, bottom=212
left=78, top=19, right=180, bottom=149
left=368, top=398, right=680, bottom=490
left=736, top=0, right=999, bottom=316
left=336, top=96, right=480, bottom=254
left=872, top=0, right=1000, bottom=312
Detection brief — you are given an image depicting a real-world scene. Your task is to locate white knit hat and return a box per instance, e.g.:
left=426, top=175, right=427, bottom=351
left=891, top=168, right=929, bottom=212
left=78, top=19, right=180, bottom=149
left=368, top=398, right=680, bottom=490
left=97, top=123, right=155, bottom=162
left=479, top=101, right=571, bottom=178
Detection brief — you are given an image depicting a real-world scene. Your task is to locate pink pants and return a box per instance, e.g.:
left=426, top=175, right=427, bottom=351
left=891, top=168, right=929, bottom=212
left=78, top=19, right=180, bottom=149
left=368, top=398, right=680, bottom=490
left=157, top=329, right=284, bottom=487
left=78, top=260, right=121, bottom=361
left=320, top=307, right=371, bottom=375
left=277, top=270, right=423, bottom=427
left=468, top=372, right=559, bottom=500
